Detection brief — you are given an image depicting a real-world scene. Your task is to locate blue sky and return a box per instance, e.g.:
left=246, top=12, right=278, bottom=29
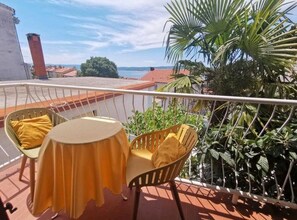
left=1, top=0, right=172, bottom=67
left=1, top=0, right=297, bottom=67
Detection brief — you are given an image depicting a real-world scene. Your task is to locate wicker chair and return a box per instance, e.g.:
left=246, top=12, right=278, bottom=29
left=126, top=124, right=198, bottom=220
left=4, top=108, right=67, bottom=201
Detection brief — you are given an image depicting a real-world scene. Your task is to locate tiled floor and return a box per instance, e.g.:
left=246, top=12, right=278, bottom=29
left=1, top=161, right=296, bottom=220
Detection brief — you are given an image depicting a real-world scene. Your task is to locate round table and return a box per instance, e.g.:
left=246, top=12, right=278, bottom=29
left=32, top=117, right=129, bottom=219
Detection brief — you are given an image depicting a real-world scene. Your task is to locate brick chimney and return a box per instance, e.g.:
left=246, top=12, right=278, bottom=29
left=27, top=33, right=47, bottom=79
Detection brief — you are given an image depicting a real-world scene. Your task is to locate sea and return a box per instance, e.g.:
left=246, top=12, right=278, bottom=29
left=62, top=65, right=173, bottom=79
left=118, top=69, right=148, bottom=79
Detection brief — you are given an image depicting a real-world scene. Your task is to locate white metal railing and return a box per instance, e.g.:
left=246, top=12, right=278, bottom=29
left=0, top=82, right=296, bottom=210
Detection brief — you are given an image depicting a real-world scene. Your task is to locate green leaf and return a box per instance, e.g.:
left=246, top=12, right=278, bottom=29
left=257, top=155, right=269, bottom=173
left=209, top=148, right=220, bottom=160
left=220, top=151, right=235, bottom=167
left=289, top=151, right=297, bottom=160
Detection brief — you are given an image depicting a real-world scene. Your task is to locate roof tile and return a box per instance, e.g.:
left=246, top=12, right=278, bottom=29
left=140, top=69, right=190, bottom=83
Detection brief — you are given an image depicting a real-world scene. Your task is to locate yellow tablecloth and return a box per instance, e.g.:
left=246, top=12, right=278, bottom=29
left=32, top=117, right=129, bottom=219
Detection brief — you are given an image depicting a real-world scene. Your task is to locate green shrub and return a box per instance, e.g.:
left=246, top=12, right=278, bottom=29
left=125, top=102, right=203, bottom=136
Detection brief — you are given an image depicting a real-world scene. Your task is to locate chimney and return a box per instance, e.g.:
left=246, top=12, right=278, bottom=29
left=27, top=33, right=48, bottom=79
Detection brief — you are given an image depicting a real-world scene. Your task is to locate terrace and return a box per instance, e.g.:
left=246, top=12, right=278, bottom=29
left=0, top=80, right=297, bottom=219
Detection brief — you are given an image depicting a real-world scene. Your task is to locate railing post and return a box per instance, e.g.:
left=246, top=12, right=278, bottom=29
left=232, top=194, right=239, bottom=205
left=24, top=84, right=31, bottom=107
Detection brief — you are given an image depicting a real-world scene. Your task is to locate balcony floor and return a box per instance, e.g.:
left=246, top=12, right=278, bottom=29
left=1, top=161, right=296, bottom=220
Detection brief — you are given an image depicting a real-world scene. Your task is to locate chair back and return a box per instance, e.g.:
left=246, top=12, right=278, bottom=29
left=128, top=124, right=198, bottom=187
left=176, top=124, right=198, bottom=152
left=5, top=108, right=67, bottom=156
left=129, top=124, right=180, bottom=151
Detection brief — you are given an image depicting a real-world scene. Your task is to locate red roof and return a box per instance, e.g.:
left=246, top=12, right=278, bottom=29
left=54, top=67, right=74, bottom=74
left=63, top=70, right=77, bottom=77
left=140, top=69, right=190, bottom=83
left=46, top=67, right=55, bottom=71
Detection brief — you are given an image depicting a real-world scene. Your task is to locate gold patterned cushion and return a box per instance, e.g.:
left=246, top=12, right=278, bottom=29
left=10, top=114, right=53, bottom=149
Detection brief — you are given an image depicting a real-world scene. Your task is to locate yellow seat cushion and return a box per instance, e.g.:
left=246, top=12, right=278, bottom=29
left=151, top=133, right=187, bottom=168
left=10, top=114, right=53, bottom=149
left=126, top=148, right=154, bottom=184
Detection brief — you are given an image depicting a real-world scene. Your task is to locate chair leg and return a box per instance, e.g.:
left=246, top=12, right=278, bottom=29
left=169, top=181, right=185, bottom=220
left=132, top=187, right=141, bottom=220
left=30, top=159, right=35, bottom=202
left=19, top=156, right=28, bottom=181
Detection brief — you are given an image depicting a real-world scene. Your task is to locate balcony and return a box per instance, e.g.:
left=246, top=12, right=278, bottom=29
left=1, top=80, right=297, bottom=219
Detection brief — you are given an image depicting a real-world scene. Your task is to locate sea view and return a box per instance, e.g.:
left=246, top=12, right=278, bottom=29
left=118, top=69, right=148, bottom=79
left=63, top=65, right=173, bottom=79
left=118, top=66, right=174, bottom=78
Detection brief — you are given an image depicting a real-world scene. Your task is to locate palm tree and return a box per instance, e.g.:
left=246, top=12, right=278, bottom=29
left=164, top=0, right=297, bottom=98
left=159, top=60, right=206, bottom=93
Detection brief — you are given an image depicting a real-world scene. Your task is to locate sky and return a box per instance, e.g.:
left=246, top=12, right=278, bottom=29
left=1, top=0, right=297, bottom=68
left=1, top=0, right=173, bottom=67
